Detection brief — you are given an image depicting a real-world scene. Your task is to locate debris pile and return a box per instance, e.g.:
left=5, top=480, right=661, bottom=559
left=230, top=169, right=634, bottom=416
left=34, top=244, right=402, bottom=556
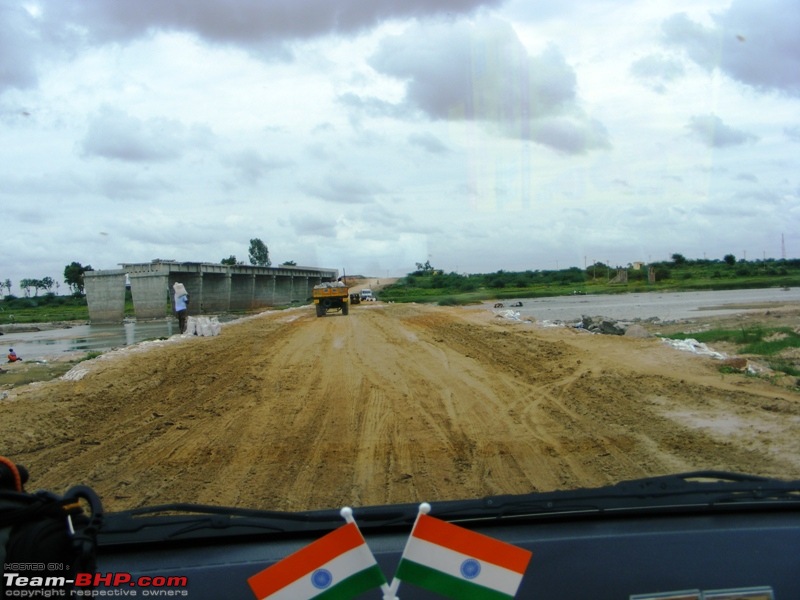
left=574, top=315, right=651, bottom=337
left=661, top=337, right=725, bottom=359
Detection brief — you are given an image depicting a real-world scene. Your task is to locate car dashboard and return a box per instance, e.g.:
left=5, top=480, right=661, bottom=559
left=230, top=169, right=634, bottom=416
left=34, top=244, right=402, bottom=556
left=95, top=472, right=800, bottom=599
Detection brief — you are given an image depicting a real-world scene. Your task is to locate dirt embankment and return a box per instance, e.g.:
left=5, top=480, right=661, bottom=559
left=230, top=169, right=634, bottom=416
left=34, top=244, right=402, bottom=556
left=2, top=302, right=799, bottom=513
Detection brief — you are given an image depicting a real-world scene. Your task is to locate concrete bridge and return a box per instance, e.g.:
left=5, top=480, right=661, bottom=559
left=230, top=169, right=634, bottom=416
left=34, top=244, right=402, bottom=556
left=84, top=260, right=339, bottom=323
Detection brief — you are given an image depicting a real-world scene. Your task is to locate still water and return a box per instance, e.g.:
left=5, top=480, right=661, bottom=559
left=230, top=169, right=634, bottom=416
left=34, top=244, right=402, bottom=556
left=2, top=320, right=185, bottom=362
left=490, top=287, right=798, bottom=323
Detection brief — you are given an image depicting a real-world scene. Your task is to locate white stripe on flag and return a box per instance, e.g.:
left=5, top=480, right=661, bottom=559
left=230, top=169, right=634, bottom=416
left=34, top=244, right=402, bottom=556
left=264, top=544, right=374, bottom=600
left=403, top=536, right=523, bottom=597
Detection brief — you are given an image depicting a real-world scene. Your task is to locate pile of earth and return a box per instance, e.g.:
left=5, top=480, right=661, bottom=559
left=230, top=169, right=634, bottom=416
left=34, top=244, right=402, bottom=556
left=2, top=300, right=798, bottom=514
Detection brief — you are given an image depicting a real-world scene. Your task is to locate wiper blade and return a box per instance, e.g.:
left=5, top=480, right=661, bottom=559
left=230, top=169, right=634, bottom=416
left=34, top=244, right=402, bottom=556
left=101, top=503, right=349, bottom=544
left=432, top=471, right=800, bottom=522
left=99, top=472, right=800, bottom=545
left=100, top=502, right=420, bottom=545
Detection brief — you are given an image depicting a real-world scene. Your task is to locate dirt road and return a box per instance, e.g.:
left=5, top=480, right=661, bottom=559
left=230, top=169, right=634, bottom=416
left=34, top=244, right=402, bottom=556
left=3, top=302, right=800, bottom=512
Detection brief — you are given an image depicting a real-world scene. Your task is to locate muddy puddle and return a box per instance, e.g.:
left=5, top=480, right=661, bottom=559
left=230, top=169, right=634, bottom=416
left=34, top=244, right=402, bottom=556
left=1, top=320, right=181, bottom=362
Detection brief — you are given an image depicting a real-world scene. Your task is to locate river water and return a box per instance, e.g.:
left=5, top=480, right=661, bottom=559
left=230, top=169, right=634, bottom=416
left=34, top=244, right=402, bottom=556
left=2, top=320, right=184, bottom=362
left=3, top=288, right=798, bottom=361
left=494, top=287, right=799, bottom=324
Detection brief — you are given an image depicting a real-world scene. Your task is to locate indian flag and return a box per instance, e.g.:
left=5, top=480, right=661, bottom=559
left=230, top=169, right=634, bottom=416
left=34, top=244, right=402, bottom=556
left=247, top=522, right=386, bottom=600
left=395, top=513, right=532, bottom=599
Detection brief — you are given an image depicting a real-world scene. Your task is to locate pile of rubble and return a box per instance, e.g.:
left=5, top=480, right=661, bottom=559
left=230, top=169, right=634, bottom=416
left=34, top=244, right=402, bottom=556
left=574, top=315, right=652, bottom=338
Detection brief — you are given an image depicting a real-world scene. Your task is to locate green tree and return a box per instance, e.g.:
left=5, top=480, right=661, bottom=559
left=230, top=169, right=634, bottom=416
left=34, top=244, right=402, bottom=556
left=281, top=260, right=297, bottom=266
left=586, top=262, right=607, bottom=280
left=19, top=278, right=34, bottom=297
left=64, top=262, right=93, bottom=295
left=414, top=260, right=435, bottom=275
left=2, top=278, right=11, bottom=296
left=248, top=238, right=271, bottom=266
left=221, top=255, right=241, bottom=265
left=671, top=253, right=687, bottom=265
left=19, top=278, right=51, bottom=297
left=30, top=278, right=45, bottom=296
left=723, top=254, right=736, bottom=266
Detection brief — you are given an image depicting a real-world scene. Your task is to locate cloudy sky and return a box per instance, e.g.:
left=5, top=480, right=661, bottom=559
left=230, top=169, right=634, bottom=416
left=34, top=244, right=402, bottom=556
left=1, top=0, right=798, bottom=293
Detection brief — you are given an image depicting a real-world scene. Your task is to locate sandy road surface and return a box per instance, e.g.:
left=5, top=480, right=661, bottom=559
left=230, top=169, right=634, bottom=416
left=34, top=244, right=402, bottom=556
left=3, top=302, right=800, bottom=512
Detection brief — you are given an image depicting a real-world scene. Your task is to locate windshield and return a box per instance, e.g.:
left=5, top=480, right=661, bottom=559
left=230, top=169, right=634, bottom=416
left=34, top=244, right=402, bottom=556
left=1, top=0, right=798, bottom=518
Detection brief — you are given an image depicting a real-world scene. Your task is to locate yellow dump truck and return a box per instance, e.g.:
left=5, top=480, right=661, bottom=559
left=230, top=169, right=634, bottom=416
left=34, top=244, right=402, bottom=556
left=312, top=282, right=350, bottom=317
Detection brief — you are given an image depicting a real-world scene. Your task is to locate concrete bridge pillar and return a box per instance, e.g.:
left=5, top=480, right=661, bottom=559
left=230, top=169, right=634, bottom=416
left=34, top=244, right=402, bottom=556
left=254, top=275, right=275, bottom=307
left=84, top=270, right=126, bottom=323
left=230, top=273, right=254, bottom=310
left=274, top=275, right=292, bottom=304
left=201, top=272, right=231, bottom=312
left=297, top=275, right=321, bottom=303
left=130, top=272, right=170, bottom=319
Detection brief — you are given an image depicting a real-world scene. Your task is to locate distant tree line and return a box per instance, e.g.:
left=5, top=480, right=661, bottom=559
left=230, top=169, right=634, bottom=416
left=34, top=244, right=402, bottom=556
left=1, top=262, right=94, bottom=301
left=392, top=254, right=800, bottom=295
left=18, top=277, right=56, bottom=297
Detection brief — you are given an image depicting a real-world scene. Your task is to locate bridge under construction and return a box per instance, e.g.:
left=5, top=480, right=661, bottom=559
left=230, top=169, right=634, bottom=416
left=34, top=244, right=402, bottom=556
left=84, top=260, right=339, bottom=323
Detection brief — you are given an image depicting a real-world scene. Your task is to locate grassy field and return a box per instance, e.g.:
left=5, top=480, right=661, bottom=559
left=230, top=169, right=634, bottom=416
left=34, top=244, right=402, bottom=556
left=0, top=361, right=80, bottom=387
left=379, top=273, right=800, bottom=305
left=0, top=291, right=131, bottom=325
left=666, top=326, right=800, bottom=380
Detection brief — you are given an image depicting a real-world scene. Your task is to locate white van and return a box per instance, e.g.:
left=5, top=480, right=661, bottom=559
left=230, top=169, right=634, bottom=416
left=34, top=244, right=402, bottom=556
left=360, top=289, right=375, bottom=301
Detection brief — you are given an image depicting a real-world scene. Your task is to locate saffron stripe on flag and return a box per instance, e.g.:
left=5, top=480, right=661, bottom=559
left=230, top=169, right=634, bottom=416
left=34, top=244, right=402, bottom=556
left=412, top=514, right=531, bottom=574
left=247, top=523, right=366, bottom=598
left=398, top=536, right=524, bottom=597
left=259, top=547, right=385, bottom=600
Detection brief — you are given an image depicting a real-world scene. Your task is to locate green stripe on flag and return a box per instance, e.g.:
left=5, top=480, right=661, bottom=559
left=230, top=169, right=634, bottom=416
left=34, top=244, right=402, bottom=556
left=314, top=564, right=387, bottom=600
left=396, top=560, right=514, bottom=600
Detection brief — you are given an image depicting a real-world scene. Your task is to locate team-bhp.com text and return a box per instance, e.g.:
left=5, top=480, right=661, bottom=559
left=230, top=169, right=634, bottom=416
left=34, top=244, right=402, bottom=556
left=3, top=572, right=189, bottom=597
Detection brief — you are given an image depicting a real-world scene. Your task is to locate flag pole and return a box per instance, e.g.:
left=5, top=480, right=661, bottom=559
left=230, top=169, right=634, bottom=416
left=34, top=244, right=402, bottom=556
left=340, top=507, right=398, bottom=600
left=339, top=506, right=355, bottom=524
left=385, top=502, right=430, bottom=600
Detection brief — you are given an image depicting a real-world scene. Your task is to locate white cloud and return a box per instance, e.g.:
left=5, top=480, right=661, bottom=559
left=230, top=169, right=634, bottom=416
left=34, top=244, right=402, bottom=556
left=0, top=0, right=798, bottom=293
left=221, top=150, right=293, bottom=186
left=408, top=132, right=450, bottom=155
left=630, top=54, right=686, bottom=93
left=663, top=0, right=800, bottom=97
left=36, top=0, right=504, bottom=56
left=785, top=125, right=800, bottom=143
left=80, top=106, right=199, bottom=162
left=300, top=173, right=386, bottom=205
left=686, top=114, right=758, bottom=148
left=367, top=19, right=609, bottom=154
left=0, top=4, right=40, bottom=92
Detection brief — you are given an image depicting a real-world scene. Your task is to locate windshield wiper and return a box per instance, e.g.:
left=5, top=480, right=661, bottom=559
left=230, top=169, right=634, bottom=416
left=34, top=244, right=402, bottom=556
left=99, top=471, right=800, bottom=545
left=429, top=471, right=800, bottom=523
left=100, top=501, right=425, bottom=546
left=100, top=503, right=368, bottom=545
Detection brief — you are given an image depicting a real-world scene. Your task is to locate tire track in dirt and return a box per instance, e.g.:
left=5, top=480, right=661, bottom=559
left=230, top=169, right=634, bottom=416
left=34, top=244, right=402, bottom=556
left=3, top=302, right=799, bottom=513
left=396, top=309, right=616, bottom=490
